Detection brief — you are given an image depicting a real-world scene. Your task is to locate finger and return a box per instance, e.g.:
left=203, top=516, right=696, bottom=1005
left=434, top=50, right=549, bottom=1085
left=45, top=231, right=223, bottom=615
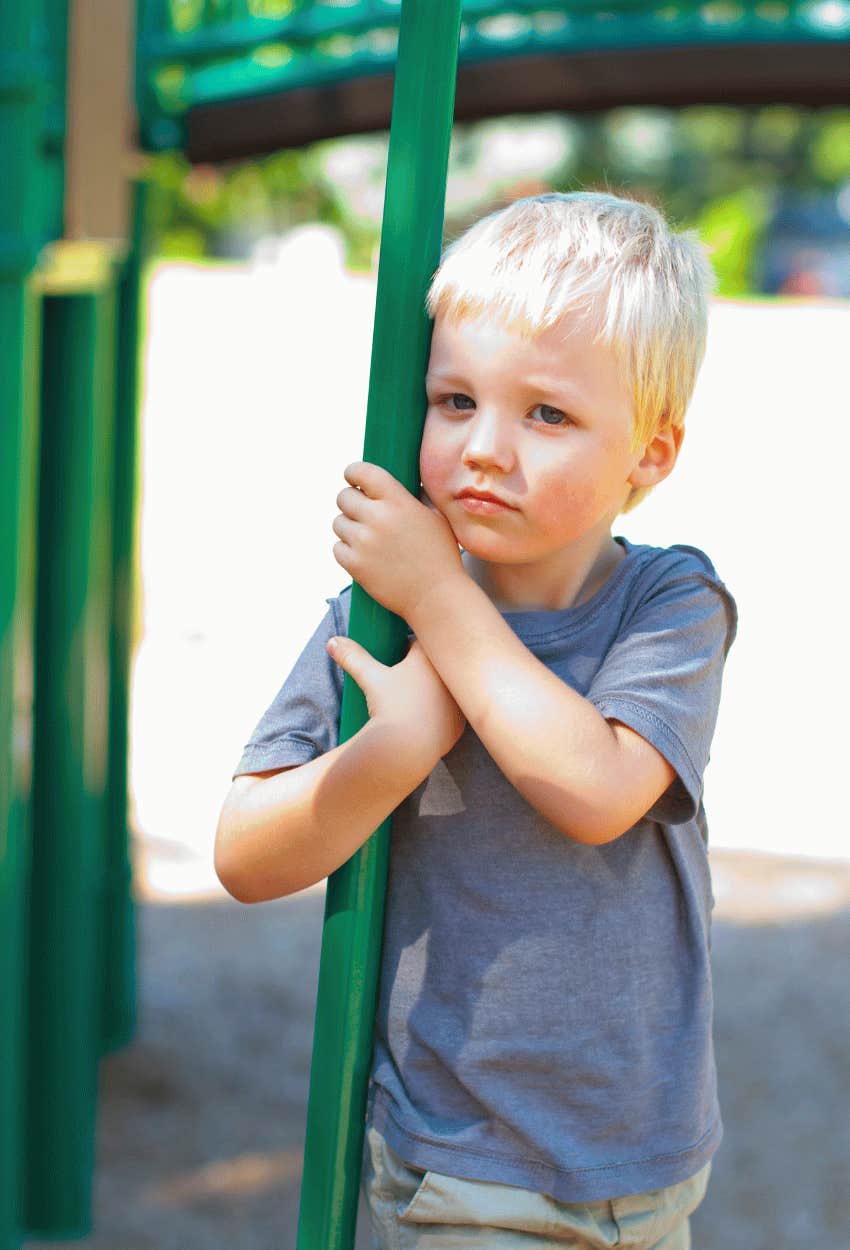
left=332, top=540, right=351, bottom=570
left=343, top=461, right=369, bottom=494
left=331, top=514, right=359, bottom=543
left=326, top=635, right=381, bottom=680
left=344, top=460, right=393, bottom=498
left=336, top=485, right=370, bottom=517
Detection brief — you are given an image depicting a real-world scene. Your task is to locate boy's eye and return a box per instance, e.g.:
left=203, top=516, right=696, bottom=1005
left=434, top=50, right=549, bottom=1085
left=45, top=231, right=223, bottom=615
left=531, top=403, right=568, bottom=426
left=446, top=393, right=475, bottom=411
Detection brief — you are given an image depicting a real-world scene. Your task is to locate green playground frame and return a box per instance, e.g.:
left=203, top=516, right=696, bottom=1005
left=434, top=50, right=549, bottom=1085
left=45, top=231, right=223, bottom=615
left=1, top=2, right=847, bottom=1248
left=136, top=0, right=850, bottom=157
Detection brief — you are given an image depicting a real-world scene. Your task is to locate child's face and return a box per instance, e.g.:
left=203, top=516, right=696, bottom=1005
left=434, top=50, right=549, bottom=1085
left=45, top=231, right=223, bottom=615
left=420, top=310, right=648, bottom=569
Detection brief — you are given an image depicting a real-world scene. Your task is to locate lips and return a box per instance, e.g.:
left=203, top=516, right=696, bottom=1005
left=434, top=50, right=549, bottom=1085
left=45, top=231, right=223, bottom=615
left=456, top=489, right=515, bottom=508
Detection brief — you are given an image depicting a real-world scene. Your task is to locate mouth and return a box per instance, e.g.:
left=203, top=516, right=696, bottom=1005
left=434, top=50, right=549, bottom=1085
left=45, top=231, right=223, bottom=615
left=455, top=489, right=517, bottom=515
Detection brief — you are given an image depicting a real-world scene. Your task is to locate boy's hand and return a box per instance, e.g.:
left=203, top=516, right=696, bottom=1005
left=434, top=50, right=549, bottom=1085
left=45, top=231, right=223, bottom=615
left=327, top=636, right=467, bottom=761
left=332, top=461, right=465, bottom=620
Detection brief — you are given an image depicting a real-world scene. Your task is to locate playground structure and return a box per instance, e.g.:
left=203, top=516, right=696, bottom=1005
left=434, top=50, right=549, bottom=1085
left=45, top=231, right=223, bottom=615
left=1, top=2, right=848, bottom=1249
left=136, top=0, right=850, bottom=159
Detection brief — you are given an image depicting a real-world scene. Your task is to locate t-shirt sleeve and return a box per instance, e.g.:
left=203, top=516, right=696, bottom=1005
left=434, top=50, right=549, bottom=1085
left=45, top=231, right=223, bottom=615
left=232, top=595, right=346, bottom=779
left=586, top=568, right=738, bottom=826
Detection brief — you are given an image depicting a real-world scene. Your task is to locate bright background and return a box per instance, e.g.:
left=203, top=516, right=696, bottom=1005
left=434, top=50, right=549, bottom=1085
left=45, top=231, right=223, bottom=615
left=130, top=227, right=849, bottom=899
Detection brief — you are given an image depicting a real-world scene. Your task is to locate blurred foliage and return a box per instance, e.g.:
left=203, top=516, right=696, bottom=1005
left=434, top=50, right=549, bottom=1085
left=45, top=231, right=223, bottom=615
left=697, top=188, right=773, bottom=295
left=145, top=144, right=378, bottom=267
left=144, top=105, right=850, bottom=295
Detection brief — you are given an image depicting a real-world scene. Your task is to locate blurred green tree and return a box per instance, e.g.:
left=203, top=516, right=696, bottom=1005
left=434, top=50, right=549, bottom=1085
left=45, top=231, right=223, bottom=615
left=145, top=106, right=850, bottom=295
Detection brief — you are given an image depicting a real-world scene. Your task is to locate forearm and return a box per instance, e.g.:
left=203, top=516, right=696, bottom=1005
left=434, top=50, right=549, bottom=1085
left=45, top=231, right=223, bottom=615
left=215, top=720, right=436, bottom=903
left=408, top=574, right=621, bottom=843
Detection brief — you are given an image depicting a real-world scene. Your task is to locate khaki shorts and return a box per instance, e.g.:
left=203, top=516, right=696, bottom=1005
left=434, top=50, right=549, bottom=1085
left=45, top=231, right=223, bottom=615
left=361, top=1122, right=711, bottom=1249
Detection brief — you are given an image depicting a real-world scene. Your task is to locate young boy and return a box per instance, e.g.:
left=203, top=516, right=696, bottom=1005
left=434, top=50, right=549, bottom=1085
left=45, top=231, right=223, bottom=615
left=215, top=191, right=738, bottom=1248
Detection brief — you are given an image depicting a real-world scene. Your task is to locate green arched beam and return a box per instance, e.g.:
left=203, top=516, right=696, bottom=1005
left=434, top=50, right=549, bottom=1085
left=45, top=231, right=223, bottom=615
left=135, top=0, right=850, bottom=160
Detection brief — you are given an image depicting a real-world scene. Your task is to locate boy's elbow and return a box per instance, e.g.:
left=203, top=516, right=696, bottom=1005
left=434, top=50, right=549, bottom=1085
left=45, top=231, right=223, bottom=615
left=214, top=786, right=306, bottom=903
left=555, top=732, right=675, bottom=845
left=552, top=784, right=636, bottom=845
left=214, top=797, right=262, bottom=904
left=214, top=829, right=253, bottom=903
left=215, top=853, right=256, bottom=904
left=557, top=789, right=660, bottom=845
left=559, top=814, right=629, bottom=847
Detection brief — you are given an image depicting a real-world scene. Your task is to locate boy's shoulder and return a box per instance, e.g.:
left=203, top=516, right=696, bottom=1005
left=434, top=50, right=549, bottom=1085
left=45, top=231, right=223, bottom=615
left=617, top=537, right=738, bottom=642
left=623, top=536, right=722, bottom=579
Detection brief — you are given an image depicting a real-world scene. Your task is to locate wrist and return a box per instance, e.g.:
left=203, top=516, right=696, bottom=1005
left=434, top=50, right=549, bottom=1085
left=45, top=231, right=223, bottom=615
left=407, top=569, right=473, bottom=637
left=360, top=716, right=439, bottom=784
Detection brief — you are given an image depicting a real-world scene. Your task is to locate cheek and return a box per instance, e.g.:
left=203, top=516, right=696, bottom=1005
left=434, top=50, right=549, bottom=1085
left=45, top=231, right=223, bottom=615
left=535, top=462, right=602, bottom=528
left=537, top=456, right=588, bottom=502
left=419, top=424, right=453, bottom=496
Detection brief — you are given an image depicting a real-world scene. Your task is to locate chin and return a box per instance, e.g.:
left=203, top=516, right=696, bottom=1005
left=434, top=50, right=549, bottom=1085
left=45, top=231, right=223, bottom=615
left=455, top=530, right=513, bottom=563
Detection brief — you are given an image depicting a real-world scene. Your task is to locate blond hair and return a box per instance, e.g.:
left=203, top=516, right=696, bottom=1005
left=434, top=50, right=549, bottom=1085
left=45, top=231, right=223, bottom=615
left=426, top=192, right=715, bottom=513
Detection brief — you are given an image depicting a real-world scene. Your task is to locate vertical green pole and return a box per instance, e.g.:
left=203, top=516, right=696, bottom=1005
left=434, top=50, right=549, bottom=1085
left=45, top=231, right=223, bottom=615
left=101, top=181, right=148, bottom=1056
left=25, top=250, right=118, bottom=1239
left=0, top=6, right=47, bottom=1250
left=40, top=0, right=69, bottom=242
left=295, top=3, right=462, bottom=1248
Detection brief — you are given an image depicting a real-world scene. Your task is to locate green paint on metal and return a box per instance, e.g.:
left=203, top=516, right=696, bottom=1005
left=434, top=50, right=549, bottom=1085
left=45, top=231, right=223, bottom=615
left=0, top=281, right=40, bottom=1250
left=24, top=268, right=118, bottom=1240
left=101, top=182, right=150, bottom=1057
left=41, top=0, right=70, bottom=241
left=135, top=0, right=850, bottom=147
left=0, top=5, right=49, bottom=1247
left=295, top=3, right=461, bottom=1247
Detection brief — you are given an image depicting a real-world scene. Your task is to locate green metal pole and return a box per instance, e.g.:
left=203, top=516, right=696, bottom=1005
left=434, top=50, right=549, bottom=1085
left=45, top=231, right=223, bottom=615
left=0, top=6, right=47, bottom=1249
left=295, top=3, right=462, bottom=1247
left=24, top=247, right=118, bottom=1239
left=101, top=180, right=148, bottom=1057
left=40, top=0, right=69, bottom=243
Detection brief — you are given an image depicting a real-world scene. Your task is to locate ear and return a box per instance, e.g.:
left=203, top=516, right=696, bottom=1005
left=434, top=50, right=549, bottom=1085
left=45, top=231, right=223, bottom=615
left=627, top=424, right=684, bottom=491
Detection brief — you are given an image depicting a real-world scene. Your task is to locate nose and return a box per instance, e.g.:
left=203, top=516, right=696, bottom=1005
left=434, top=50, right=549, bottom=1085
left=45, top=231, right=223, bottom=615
left=461, top=407, right=514, bottom=474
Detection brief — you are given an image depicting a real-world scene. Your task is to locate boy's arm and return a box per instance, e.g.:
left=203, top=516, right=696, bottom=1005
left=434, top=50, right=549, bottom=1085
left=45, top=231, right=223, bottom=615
left=408, top=576, right=675, bottom=845
left=215, top=719, right=437, bottom=903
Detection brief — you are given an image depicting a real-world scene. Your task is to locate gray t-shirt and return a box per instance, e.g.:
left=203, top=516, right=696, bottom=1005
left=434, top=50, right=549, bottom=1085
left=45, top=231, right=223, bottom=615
left=234, top=535, right=738, bottom=1203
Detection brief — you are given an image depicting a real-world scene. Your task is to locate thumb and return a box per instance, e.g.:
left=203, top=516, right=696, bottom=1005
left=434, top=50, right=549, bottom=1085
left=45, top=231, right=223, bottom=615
left=327, top=635, right=378, bottom=679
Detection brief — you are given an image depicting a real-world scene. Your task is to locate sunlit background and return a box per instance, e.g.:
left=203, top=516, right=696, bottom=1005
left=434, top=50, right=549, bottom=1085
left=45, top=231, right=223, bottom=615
left=131, top=105, right=850, bottom=900
left=45, top=104, right=846, bottom=1250
left=9, top=2, right=849, bottom=1241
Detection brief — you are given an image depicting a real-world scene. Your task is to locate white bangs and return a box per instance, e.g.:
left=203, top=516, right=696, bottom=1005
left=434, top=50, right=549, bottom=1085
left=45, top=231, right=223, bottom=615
left=426, top=192, right=715, bottom=455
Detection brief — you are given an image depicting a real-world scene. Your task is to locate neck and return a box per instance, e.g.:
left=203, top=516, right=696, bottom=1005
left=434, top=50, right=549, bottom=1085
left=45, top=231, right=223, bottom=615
left=462, top=532, right=625, bottom=612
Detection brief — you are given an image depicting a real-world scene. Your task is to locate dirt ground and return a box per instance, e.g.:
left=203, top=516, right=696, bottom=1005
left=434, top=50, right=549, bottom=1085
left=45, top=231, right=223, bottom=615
left=25, top=844, right=850, bottom=1250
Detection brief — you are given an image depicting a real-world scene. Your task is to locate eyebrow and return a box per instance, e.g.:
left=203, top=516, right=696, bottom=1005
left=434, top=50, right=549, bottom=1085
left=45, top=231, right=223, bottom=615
left=426, top=370, right=589, bottom=412
left=425, top=370, right=467, bottom=385
left=522, top=374, right=588, bottom=408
